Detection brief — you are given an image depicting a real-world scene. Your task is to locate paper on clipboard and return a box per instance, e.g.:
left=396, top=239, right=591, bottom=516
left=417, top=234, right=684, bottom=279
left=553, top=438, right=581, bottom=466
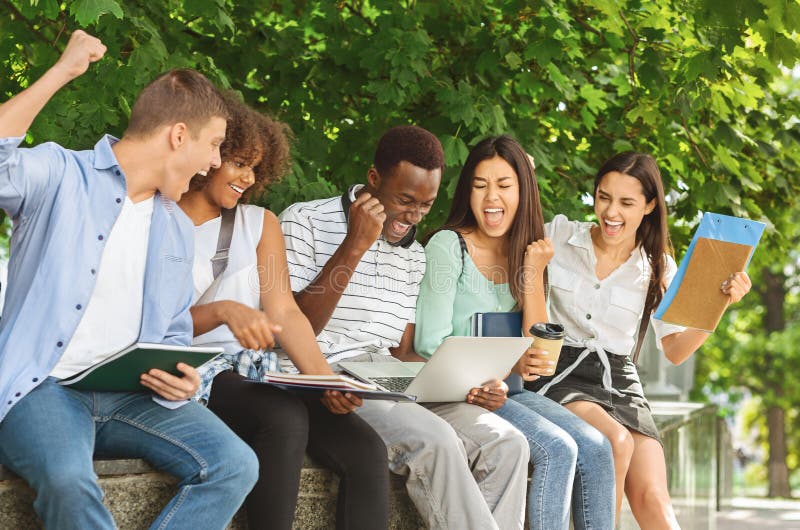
left=654, top=212, right=765, bottom=331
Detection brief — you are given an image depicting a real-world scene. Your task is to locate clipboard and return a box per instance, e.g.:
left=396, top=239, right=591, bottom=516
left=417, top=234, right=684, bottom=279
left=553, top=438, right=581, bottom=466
left=654, top=212, right=765, bottom=331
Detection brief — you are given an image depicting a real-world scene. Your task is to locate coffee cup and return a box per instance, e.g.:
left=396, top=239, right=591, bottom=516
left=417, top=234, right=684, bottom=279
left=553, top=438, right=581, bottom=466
left=529, top=322, right=566, bottom=376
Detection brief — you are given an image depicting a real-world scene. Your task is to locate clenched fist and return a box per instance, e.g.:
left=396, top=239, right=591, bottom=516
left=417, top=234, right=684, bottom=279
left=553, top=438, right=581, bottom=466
left=344, top=192, right=386, bottom=253
left=52, top=30, right=106, bottom=82
left=521, top=238, right=553, bottom=290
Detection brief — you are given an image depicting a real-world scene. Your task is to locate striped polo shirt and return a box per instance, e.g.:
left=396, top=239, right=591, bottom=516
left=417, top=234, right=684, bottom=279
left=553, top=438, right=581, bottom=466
left=279, top=185, right=426, bottom=363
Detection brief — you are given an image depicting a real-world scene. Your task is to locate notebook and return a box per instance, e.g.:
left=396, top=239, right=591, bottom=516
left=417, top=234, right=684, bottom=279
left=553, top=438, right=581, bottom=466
left=339, top=336, right=532, bottom=402
left=246, top=372, right=416, bottom=402
left=58, top=343, right=223, bottom=392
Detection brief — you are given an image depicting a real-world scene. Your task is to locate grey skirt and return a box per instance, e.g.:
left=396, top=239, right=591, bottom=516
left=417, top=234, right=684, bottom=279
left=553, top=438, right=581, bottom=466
left=525, top=345, right=661, bottom=443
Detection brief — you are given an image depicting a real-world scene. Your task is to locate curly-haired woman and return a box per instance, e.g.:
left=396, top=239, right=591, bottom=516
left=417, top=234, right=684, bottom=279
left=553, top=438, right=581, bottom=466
left=178, top=93, right=389, bottom=530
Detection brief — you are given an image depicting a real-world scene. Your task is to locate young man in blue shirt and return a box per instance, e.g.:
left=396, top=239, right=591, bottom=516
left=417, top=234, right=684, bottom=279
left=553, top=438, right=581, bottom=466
left=0, top=30, right=257, bottom=529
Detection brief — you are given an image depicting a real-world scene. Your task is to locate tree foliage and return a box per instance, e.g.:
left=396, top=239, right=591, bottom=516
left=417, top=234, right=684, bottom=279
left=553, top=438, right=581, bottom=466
left=2, top=0, right=799, bottom=236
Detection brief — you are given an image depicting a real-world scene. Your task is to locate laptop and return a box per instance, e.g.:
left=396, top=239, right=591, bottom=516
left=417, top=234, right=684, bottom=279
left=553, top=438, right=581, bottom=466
left=339, top=336, right=533, bottom=402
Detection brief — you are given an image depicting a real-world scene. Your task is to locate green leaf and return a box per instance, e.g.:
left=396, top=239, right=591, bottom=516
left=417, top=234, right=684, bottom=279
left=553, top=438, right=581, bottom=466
left=505, top=51, right=522, bottom=70
left=715, top=145, right=740, bottom=173
left=441, top=135, right=470, bottom=167
left=69, top=0, right=124, bottom=26
left=579, top=84, right=608, bottom=113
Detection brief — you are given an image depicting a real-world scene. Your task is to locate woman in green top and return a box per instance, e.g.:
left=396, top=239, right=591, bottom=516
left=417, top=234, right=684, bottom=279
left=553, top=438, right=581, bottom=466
left=414, top=135, right=615, bottom=530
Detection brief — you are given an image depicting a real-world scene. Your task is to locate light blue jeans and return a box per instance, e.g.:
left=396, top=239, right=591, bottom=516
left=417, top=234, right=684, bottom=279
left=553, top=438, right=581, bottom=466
left=0, top=377, right=258, bottom=530
left=494, top=390, right=615, bottom=530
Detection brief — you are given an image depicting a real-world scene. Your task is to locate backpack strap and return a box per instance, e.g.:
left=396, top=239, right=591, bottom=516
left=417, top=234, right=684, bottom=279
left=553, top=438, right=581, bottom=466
left=631, top=312, right=649, bottom=365
left=455, top=231, right=467, bottom=262
left=197, top=207, right=237, bottom=305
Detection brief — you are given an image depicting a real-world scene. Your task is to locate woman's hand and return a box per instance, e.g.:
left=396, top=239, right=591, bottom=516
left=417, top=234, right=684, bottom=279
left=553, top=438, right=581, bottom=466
left=466, top=379, right=508, bottom=411
left=513, top=347, right=556, bottom=381
left=722, top=271, right=751, bottom=304
left=523, top=238, right=554, bottom=279
left=218, top=301, right=282, bottom=351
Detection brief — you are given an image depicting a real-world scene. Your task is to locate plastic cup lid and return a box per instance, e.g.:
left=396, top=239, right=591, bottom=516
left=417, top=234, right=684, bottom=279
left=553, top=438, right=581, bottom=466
left=530, top=322, right=566, bottom=340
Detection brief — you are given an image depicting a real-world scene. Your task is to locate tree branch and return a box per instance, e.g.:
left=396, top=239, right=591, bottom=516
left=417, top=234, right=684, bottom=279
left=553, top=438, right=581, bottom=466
left=344, top=1, right=376, bottom=30
left=53, top=9, right=70, bottom=47
left=555, top=169, right=578, bottom=188
left=573, top=13, right=603, bottom=39
left=619, top=10, right=639, bottom=84
left=681, top=115, right=710, bottom=169
left=1, top=0, right=57, bottom=47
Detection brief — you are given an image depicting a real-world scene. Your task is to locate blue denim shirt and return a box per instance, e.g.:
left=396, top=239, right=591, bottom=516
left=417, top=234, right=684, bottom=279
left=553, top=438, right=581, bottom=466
left=0, top=135, right=195, bottom=422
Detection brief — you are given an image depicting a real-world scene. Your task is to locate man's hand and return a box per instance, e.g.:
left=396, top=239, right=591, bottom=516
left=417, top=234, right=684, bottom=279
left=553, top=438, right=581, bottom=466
left=343, top=192, right=385, bottom=253
left=321, top=390, right=363, bottom=414
left=141, top=363, right=200, bottom=401
left=219, top=301, right=282, bottom=351
left=51, top=30, right=106, bottom=82
left=722, top=271, right=751, bottom=305
left=466, top=379, right=508, bottom=411
left=514, top=347, right=555, bottom=381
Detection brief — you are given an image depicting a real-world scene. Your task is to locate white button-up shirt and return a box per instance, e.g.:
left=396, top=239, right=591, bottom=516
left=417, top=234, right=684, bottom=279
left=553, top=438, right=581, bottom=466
left=538, top=215, right=686, bottom=396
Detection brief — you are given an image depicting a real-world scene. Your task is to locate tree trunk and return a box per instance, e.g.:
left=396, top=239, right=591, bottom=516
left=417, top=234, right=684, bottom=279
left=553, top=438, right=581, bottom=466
left=761, top=268, right=791, bottom=498
left=767, top=405, right=792, bottom=497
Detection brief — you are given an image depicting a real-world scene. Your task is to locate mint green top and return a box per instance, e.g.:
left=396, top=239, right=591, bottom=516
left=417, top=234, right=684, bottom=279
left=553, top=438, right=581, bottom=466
left=414, top=230, right=516, bottom=358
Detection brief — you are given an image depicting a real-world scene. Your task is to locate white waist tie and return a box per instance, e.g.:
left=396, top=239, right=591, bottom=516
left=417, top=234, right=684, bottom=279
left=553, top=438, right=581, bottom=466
left=536, top=338, right=624, bottom=398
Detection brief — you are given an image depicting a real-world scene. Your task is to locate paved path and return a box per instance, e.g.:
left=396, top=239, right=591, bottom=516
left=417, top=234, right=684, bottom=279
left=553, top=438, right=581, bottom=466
left=717, top=497, right=800, bottom=529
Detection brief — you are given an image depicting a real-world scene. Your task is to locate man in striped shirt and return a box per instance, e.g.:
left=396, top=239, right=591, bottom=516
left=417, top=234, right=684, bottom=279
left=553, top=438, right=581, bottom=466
left=280, top=126, right=528, bottom=529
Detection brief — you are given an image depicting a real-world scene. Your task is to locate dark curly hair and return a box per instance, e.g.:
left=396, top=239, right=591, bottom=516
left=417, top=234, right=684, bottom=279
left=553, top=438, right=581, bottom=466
left=189, top=91, right=292, bottom=201
left=373, top=125, right=444, bottom=177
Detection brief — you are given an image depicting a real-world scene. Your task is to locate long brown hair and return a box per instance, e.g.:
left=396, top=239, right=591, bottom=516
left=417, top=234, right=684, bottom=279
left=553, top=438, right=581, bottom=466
left=594, top=152, right=672, bottom=320
left=426, top=135, right=545, bottom=307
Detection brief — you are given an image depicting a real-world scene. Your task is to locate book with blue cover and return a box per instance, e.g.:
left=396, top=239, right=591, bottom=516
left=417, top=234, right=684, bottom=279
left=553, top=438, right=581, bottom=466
left=471, top=311, right=525, bottom=394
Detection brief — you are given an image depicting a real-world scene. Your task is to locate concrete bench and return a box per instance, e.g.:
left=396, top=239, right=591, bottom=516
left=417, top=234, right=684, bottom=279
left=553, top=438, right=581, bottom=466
left=0, top=457, right=423, bottom=529
left=1, top=401, right=722, bottom=529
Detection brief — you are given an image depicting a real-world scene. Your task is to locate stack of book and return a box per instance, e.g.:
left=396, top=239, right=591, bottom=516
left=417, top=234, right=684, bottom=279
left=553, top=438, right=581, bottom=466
left=260, top=372, right=379, bottom=391
left=252, top=372, right=415, bottom=401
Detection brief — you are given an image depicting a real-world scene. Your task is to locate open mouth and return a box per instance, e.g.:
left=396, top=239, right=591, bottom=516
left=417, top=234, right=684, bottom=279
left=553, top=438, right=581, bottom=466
left=484, top=208, right=504, bottom=228
left=229, top=184, right=245, bottom=195
left=602, top=218, right=623, bottom=236
left=390, top=219, right=411, bottom=237
left=197, top=169, right=208, bottom=177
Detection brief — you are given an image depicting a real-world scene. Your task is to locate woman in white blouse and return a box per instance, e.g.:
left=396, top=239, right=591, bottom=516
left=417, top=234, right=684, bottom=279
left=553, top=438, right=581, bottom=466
left=527, top=152, right=751, bottom=528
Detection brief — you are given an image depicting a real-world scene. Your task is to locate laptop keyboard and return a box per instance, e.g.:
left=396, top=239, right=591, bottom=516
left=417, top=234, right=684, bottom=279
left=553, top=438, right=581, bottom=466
left=372, top=377, right=415, bottom=393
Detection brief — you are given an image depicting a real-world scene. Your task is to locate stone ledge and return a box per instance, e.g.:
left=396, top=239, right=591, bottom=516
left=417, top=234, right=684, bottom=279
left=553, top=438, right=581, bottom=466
left=1, top=401, right=719, bottom=529
left=0, top=458, right=424, bottom=529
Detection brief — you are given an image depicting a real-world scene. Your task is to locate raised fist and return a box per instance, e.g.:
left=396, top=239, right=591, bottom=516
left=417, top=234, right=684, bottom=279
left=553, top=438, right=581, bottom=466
left=52, top=30, right=106, bottom=81
left=345, top=192, right=386, bottom=253
left=522, top=238, right=554, bottom=279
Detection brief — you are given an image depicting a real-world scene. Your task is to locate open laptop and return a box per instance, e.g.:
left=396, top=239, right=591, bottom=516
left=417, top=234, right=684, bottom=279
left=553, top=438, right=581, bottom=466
left=339, top=336, right=533, bottom=402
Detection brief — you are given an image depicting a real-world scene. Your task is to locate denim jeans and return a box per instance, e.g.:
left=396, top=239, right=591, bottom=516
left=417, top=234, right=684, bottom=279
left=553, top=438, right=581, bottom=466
left=0, top=378, right=258, bottom=530
left=495, top=390, right=615, bottom=530
left=336, top=353, right=529, bottom=530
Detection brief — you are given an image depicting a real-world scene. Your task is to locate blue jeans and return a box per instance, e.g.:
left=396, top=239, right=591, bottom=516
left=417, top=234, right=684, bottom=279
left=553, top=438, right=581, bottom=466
left=495, top=390, right=615, bottom=530
left=0, top=378, right=258, bottom=530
